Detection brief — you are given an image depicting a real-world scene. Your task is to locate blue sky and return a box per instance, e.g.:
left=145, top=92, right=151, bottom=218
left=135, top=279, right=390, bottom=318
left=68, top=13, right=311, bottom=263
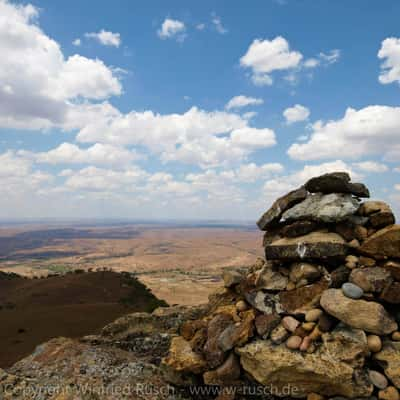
left=0, top=0, right=399, bottom=220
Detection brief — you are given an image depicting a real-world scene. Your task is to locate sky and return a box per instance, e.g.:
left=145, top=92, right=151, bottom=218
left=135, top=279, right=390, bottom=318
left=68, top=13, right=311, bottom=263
left=1, top=0, right=400, bottom=221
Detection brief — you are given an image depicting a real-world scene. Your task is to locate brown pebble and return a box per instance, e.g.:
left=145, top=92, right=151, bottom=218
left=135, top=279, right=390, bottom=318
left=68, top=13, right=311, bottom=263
left=368, top=335, right=382, bottom=352
left=307, top=393, right=324, bottom=400
left=235, top=300, right=248, bottom=312
left=294, top=326, right=309, bottom=338
left=359, top=256, right=376, bottom=267
left=379, top=386, right=400, bottom=400
left=305, top=309, right=323, bottom=322
left=355, top=225, right=368, bottom=242
left=369, top=370, right=389, bottom=390
left=286, top=281, right=296, bottom=291
left=286, top=335, right=302, bottom=350
left=302, top=322, right=316, bottom=331
left=282, top=316, right=300, bottom=332
left=318, top=314, right=334, bottom=332
left=308, top=326, right=322, bottom=341
left=348, top=239, right=360, bottom=248
left=392, top=332, right=400, bottom=341
left=300, top=336, right=312, bottom=352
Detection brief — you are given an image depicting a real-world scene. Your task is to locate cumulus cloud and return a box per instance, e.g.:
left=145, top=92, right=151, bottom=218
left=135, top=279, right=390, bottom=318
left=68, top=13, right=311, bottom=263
left=72, top=38, right=81, bottom=46
left=157, top=18, right=186, bottom=41
left=240, top=36, right=303, bottom=86
left=225, top=95, right=263, bottom=110
left=283, top=104, right=310, bottom=124
left=0, top=0, right=121, bottom=130
left=378, top=37, right=400, bottom=85
left=85, top=29, right=121, bottom=47
left=352, top=161, right=389, bottom=173
left=288, top=105, right=400, bottom=161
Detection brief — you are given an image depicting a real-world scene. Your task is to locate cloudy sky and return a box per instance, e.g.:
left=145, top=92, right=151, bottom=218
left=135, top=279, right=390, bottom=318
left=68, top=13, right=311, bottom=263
left=1, top=0, right=400, bottom=220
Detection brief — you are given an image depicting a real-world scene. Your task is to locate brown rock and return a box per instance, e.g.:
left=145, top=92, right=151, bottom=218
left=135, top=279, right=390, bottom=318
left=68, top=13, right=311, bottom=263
left=355, top=225, right=369, bottom=242
left=180, top=319, right=206, bottom=341
left=330, top=265, right=351, bottom=288
left=265, top=232, right=348, bottom=261
left=350, top=267, right=392, bottom=293
left=222, top=269, right=243, bottom=288
left=307, top=393, right=324, bottom=400
left=305, top=308, right=324, bottom=322
left=302, top=322, right=316, bottom=331
left=318, top=313, right=335, bottom=332
left=360, top=225, right=400, bottom=259
left=379, top=386, right=400, bottom=400
left=257, top=187, right=308, bottom=230
left=370, top=211, right=395, bottom=229
left=286, top=335, right=302, bottom=350
left=359, top=256, right=376, bottom=267
left=368, top=335, right=383, bottom=353
left=235, top=300, right=248, bottom=312
left=369, top=370, right=389, bottom=389
left=282, top=316, right=300, bottom=332
left=359, top=201, right=395, bottom=228
left=384, top=261, right=400, bottom=281
left=256, top=266, right=288, bottom=291
left=254, top=313, right=281, bottom=337
left=321, top=289, right=398, bottom=335
left=300, top=336, right=312, bottom=352
left=393, top=332, right=400, bottom=341
left=280, top=220, right=319, bottom=238
left=279, top=278, right=329, bottom=314
left=270, top=324, right=290, bottom=344
left=203, top=353, right=241, bottom=385
left=289, top=262, right=321, bottom=283
left=375, top=341, right=400, bottom=388
left=163, top=336, right=207, bottom=374
left=381, top=282, right=400, bottom=304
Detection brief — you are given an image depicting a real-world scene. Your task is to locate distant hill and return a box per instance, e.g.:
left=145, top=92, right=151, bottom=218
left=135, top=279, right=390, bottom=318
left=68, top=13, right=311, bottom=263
left=0, top=270, right=167, bottom=368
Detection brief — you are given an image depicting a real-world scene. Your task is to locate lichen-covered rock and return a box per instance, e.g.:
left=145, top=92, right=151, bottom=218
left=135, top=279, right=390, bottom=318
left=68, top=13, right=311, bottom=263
left=265, top=231, right=348, bottom=261
left=374, top=341, right=400, bottom=389
left=282, top=193, right=360, bottom=224
left=236, top=338, right=373, bottom=398
left=257, top=187, right=308, bottom=230
left=320, top=289, right=398, bottom=335
left=360, top=225, right=400, bottom=259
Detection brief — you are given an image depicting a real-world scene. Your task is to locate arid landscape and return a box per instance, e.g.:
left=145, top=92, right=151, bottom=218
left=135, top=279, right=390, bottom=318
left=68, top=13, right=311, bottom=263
left=0, top=223, right=262, bottom=305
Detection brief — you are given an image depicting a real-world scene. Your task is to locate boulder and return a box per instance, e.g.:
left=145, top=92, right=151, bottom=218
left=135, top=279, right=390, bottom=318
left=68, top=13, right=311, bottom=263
left=320, top=289, right=398, bottom=335
left=265, top=232, right=348, bottom=261
left=256, top=267, right=288, bottom=291
left=360, top=225, right=400, bottom=259
left=350, top=267, right=392, bottom=293
left=257, top=187, right=308, bottom=230
left=374, top=341, right=400, bottom=389
left=359, top=201, right=395, bottom=229
left=222, top=269, right=244, bottom=288
left=163, top=336, right=206, bottom=374
left=236, top=338, right=373, bottom=398
left=305, top=172, right=369, bottom=197
left=282, top=193, right=360, bottom=224
left=280, top=220, right=319, bottom=238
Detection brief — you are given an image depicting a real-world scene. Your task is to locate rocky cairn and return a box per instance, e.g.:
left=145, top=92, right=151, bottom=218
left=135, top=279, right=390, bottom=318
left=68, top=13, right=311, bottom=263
left=163, top=172, right=400, bottom=400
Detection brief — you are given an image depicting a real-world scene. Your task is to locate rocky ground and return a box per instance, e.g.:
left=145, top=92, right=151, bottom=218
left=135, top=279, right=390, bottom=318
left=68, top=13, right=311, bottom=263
left=1, top=171, right=400, bottom=400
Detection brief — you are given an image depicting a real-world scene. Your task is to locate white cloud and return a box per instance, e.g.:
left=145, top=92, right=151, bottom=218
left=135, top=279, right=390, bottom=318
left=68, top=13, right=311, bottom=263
left=319, top=49, right=341, bottom=65
left=288, top=105, right=400, bottom=161
left=0, top=0, right=121, bottom=130
left=72, top=38, right=81, bottom=46
left=196, top=23, right=205, bottom=31
left=157, top=18, right=186, bottom=41
left=394, top=167, right=400, bottom=173
left=235, top=162, right=284, bottom=182
left=211, top=13, right=228, bottom=34
left=303, top=58, right=320, bottom=68
left=378, top=37, right=400, bottom=85
left=225, top=95, right=263, bottom=110
left=251, top=73, right=273, bottom=87
left=240, top=36, right=303, bottom=85
left=395, top=184, right=400, bottom=191
left=85, top=29, right=121, bottom=47
left=283, top=104, right=310, bottom=124
left=242, top=111, right=257, bottom=120
left=30, top=143, right=140, bottom=166
left=352, top=161, right=389, bottom=173
left=230, top=127, right=276, bottom=149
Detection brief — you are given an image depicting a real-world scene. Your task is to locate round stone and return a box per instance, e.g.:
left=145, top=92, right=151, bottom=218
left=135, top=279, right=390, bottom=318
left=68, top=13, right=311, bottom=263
left=379, top=386, right=400, bottom=400
left=369, top=370, right=389, bottom=390
left=300, top=336, right=312, bottom=352
left=302, top=322, right=316, bottom=331
left=282, top=316, right=300, bottom=332
left=342, top=282, right=364, bottom=299
left=305, top=309, right=323, bottom=322
left=286, top=281, right=296, bottom=291
left=368, top=335, right=383, bottom=353
left=235, top=300, right=248, bottom=312
left=392, top=332, right=400, bottom=341
left=286, top=335, right=302, bottom=350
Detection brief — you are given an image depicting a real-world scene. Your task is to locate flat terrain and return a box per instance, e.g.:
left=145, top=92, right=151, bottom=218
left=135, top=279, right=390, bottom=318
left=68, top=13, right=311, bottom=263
left=0, top=223, right=262, bottom=305
left=0, top=270, right=166, bottom=368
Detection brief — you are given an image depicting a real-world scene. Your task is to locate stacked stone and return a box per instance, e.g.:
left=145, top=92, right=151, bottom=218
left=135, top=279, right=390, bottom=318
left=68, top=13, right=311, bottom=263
left=163, top=172, right=400, bottom=400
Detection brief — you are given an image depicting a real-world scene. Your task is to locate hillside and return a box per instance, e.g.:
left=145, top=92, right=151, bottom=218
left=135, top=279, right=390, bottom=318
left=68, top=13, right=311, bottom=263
left=0, top=270, right=167, bottom=368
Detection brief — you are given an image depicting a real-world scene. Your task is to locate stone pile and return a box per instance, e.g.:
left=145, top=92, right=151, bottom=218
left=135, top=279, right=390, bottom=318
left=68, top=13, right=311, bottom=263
left=163, top=172, right=400, bottom=400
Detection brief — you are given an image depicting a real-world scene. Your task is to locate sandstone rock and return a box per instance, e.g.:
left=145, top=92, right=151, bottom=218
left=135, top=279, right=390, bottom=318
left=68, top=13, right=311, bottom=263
left=180, top=319, right=207, bottom=341
left=265, top=231, right=348, bottom=261
left=359, top=256, right=376, bottom=267
left=375, top=341, right=400, bottom=388
left=257, top=187, right=308, bottom=230
left=256, top=267, right=288, bottom=291
left=359, top=201, right=390, bottom=216
left=282, top=193, right=360, bottom=224
left=360, top=225, right=400, bottom=259
left=393, top=332, right=400, bottom=341
left=218, top=309, right=255, bottom=352
left=235, top=300, right=248, bottom=312
left=289, top=262, right=321, bottom=283
left=381, top=282, right=400, bottom=304
left=282, top=316, right=300, bottom=332
left=279, top=278, right=329, bottom=314
left=368, top=335, right=383, bottom=353
left=303, top=322, right=316, bottom=331
left=355, top=225, right=369, bottom=241
left=280, top=220, right=319, bottom=238
left=320, top=289, right=398, bottom=335
left=286, top=335, right=302, bottom=350
left=350, top=267, right=392, bottom=293
left=379, top=386, right=400, bottom=400
left=342, top=282, right=364, bottom=299
left=203, top=353, right=241, bottom=385
left=305, top=171, right=369, bottom=197
left=163, top=336, right=206, bottom=374
left=254, top=313, right=281, bottom=337
left=270, top=324, right=290, bottom=344
left=222, top=269, right=243, bottom=288
left=359, top=201, right=395, bottom=229
left=370, top=211, right=395, bottom=229
left=307, top=393, right=324, bottom=400
left=300, top=336, right=312, bottom=352
left=369, top=370, right=389, bottom=390
left=384, top=261, right=400, bottom=281
left=305, top=308, right=324, bottom=322
left=236, top=338, right=373, bottom=398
